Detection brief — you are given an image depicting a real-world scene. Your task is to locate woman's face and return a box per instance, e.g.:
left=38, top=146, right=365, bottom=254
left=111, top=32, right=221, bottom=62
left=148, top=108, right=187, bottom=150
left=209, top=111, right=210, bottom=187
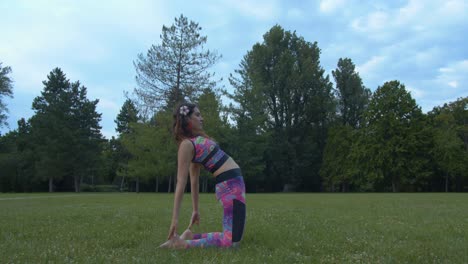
left=189, top=107, right=203, bottom=130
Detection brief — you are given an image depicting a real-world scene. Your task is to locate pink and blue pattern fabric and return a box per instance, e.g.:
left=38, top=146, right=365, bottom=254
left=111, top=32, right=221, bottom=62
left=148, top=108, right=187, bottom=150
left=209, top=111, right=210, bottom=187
left=185, top=175, right=246, bottom=248
left=190, top=136, right=229, bottom=173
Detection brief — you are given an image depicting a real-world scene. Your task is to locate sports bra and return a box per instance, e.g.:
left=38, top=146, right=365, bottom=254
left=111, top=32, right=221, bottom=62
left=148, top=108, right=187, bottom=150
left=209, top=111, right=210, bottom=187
left=189, top=136, right=230, bottom=173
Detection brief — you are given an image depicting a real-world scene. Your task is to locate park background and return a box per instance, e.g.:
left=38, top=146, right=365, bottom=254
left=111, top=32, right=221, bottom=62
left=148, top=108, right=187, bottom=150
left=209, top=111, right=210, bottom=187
left=1, top=1, right=467, bottom=194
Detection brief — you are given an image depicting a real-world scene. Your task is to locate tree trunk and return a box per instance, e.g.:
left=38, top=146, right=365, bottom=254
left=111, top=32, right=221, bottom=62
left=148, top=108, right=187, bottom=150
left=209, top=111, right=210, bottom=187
left=202, top=176, right=208, bottom=193
left=155, top=176, right=159, bottom=192
left=120, top=176, right=125, bottom=192
left=168, top=175, right=172, bottom=193
left=74, top=176, right=80, bottom=192
left=445, top=172, right=449, bottom=192
left=342, top=181, right=349, bottom=192
left=136, top=177, right=140, bottom=193
left=49, top=177, right=54, bottom=192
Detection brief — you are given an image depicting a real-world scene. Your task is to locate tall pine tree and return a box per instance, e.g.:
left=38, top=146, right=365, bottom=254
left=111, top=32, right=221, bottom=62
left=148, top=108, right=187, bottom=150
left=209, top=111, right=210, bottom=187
left=0, top=62, right=14, bottom=128
left=229, top=25, right=334, bottom=191
left=332, top=58, right=370, bottom=128
left=30, top=68, right=102, bottom=192
left=134, top=14, right=221, bottom=115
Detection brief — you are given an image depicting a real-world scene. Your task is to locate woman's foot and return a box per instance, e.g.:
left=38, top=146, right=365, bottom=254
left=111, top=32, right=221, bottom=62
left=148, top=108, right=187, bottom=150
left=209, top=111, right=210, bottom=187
left=159, top=235, right=188, bottom=249
left=180, top=229, right=193, bottom=240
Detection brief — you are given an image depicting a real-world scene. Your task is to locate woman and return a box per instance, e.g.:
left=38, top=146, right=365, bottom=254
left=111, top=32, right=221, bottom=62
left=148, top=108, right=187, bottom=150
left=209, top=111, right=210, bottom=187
left=160, top=102, right=246, bottom=249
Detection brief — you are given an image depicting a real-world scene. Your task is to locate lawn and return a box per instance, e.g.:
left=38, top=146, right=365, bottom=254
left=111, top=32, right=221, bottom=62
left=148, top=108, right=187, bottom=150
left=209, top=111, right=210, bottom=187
left=1, top=193, right=467, bottom=263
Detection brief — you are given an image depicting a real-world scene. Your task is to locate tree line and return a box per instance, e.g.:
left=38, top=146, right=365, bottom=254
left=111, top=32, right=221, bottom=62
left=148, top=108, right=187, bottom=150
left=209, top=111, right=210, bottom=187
left=0, top=15, right=467, bottom=193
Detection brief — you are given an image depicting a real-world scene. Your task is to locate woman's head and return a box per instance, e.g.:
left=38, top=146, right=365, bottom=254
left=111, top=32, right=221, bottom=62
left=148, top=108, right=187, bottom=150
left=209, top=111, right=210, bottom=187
left=173, top=102, right=204, bottom=143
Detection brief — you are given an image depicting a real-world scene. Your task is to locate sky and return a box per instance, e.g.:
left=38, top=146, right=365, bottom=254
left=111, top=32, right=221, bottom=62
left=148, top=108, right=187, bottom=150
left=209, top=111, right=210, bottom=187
left=1, top=0, right=467, bottom=139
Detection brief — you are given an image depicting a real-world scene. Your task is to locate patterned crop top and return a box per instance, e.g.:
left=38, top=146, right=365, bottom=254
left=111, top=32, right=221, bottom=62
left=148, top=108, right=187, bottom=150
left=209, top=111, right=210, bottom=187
left=190, top=136, right=230, bottom=173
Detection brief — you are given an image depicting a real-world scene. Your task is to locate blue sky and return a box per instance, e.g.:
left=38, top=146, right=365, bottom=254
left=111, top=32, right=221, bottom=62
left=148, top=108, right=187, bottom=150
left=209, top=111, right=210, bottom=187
left=1, top=0, right=467, bottom=139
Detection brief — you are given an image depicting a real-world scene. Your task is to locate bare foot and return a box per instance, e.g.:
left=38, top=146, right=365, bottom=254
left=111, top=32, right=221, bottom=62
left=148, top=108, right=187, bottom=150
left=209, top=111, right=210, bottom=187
left=159, top=239, right=172, bottom=248
left=180, top=229, right=193, bottom=240
left=159, top=235, right=188, bottom=249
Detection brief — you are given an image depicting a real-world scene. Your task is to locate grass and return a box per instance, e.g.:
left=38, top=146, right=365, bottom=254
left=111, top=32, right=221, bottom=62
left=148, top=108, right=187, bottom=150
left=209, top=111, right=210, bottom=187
left=1, top=193, right=467, bottom=263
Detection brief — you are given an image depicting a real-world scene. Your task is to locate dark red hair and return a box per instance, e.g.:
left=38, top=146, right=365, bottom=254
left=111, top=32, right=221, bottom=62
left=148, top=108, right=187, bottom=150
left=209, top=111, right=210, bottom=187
left=172, top=102, right=208, bottom=144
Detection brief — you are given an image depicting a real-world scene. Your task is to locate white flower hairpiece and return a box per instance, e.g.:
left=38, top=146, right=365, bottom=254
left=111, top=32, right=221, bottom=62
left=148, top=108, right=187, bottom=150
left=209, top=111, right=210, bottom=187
left=179, top=105, right=190, bottom=116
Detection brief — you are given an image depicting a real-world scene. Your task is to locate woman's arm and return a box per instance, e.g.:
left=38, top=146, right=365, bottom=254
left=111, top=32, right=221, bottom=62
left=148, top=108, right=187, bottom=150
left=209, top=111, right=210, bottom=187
left=189, top=163, right=200, bottom=227
left=168, top=140, right=193, bottom=239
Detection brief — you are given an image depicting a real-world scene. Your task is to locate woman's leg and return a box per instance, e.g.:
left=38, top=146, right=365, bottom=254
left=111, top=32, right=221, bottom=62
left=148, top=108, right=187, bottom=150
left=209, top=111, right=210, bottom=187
left=185, top=177, right=246, bottom=248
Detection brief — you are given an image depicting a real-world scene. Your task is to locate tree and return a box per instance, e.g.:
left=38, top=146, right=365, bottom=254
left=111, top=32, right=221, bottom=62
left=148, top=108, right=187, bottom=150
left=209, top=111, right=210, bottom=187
left=30, top=68, right=103, bottom=192
left=320, top=125, right=355, bottom=192
left=115, top=99, right=139, bottom=134
left=228, top=54, right=269, bottom=191
left=15, top=118, right=35, bottom=192
left=332, top=58, right=370, bottom=128
left=197, top=88, right=233, bottom=192
left=121, top=112, right=176, bottom=193
left=429, top=97, right=468, bottom=191
left=0, top=62, right=14, bottom=128
left=0, top=131, right=18, bottom=192
left=120, top=123, right=156, bottom=193
left=432, top=112, right=466, bottom=191
left=229, top=25, right=334, bottom=191
left=114, top=99, right=139, bottom=191
left=68, top=81, right=103, bottom=192
left=133, top=14, right=221, bottom=115
left=356, top=80, right=428, bottom=192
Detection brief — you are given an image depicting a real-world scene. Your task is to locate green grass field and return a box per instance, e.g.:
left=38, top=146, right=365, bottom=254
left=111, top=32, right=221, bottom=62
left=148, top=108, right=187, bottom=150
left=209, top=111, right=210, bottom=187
left=1, top=193, right=467, bottom=263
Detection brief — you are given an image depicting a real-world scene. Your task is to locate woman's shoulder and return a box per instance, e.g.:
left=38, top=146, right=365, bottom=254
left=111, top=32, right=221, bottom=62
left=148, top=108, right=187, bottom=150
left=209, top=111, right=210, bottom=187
left=180, top=138, right=195, bottom=149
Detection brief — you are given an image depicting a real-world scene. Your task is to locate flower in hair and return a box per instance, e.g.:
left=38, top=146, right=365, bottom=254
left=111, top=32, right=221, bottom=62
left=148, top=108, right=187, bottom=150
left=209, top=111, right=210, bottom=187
left=179, top=105, right=190, bottom=116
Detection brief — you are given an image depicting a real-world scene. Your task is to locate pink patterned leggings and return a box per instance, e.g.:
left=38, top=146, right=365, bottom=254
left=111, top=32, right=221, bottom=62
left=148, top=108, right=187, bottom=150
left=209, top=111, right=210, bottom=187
left=185, top=174, right=246, bottom=248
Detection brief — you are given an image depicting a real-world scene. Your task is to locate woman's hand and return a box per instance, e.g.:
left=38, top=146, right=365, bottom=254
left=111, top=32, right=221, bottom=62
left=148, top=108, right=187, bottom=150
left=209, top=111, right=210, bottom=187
left=188, top=211, right=200, bottom=229
left=167, top=221, right=178, bottom=240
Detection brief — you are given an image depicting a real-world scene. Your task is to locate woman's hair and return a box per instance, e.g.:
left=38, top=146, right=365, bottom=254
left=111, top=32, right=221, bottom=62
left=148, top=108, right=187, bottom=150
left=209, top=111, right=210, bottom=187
left=172, top=102, right=208, bottom=143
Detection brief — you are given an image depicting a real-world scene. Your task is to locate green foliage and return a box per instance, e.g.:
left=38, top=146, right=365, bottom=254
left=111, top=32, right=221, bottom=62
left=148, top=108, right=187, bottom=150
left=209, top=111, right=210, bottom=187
left=0, top=131, right=17, bottom=192
left=29, top=68, right=103, bottom=192
left=0, top=62, right=14, bottom=128
left=196, top=89, right=234, bottom=191
left=228, top=25, right=334, bottom=191
left=115, top=99, right=138, bottom=135
left=120, top=112, right=176, bottom=192
left=354, top=81, right=431, bottom=192
left=1, top=22, right=467, bottom=193
left=320, top=125, right=355, bottom=191
left=332, top=58, right=370, bottom=128
left=429, top=97, right=468, bottom=191
left=134, top=14, right=221, bottom=115
left=114, top=100, right=140, bottom=190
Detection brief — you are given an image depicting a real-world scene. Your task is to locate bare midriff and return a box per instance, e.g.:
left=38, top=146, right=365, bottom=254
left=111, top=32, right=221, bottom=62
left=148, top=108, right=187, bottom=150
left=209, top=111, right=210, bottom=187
left=213, top=157, right=240, bottom=177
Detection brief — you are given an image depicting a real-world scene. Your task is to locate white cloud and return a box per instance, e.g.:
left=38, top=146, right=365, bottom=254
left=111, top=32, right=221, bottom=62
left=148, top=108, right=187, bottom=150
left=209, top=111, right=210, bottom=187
left=439, top=0, right=468, bottom=20
left=350, top=0, right=468, bottom=41
left=287, top=8, right=304, bottom=20
left=396, top=0, right=424, bottom=26
left=2, top=0, right=467, bottom=135
left=351, top=11, right=392, bottom=41
left=435, top=60, right=468, bottom=90
left=98, top=98, right=121, bottom=112
left=407, top=85, right=425, bottom=99
left=319, top=0, right=346, bottom=14
left=356, top=56, right=386, bottom=78
left=412, top=47, right=443, bottom=66
left=448, top=81, right=458, bottom=88
left=225, top=0, right=280, bottom=20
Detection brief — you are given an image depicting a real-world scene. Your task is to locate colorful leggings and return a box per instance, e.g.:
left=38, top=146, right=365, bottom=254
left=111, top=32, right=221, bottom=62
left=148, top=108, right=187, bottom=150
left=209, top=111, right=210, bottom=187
left=185, top=175, right=246, bottom=248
